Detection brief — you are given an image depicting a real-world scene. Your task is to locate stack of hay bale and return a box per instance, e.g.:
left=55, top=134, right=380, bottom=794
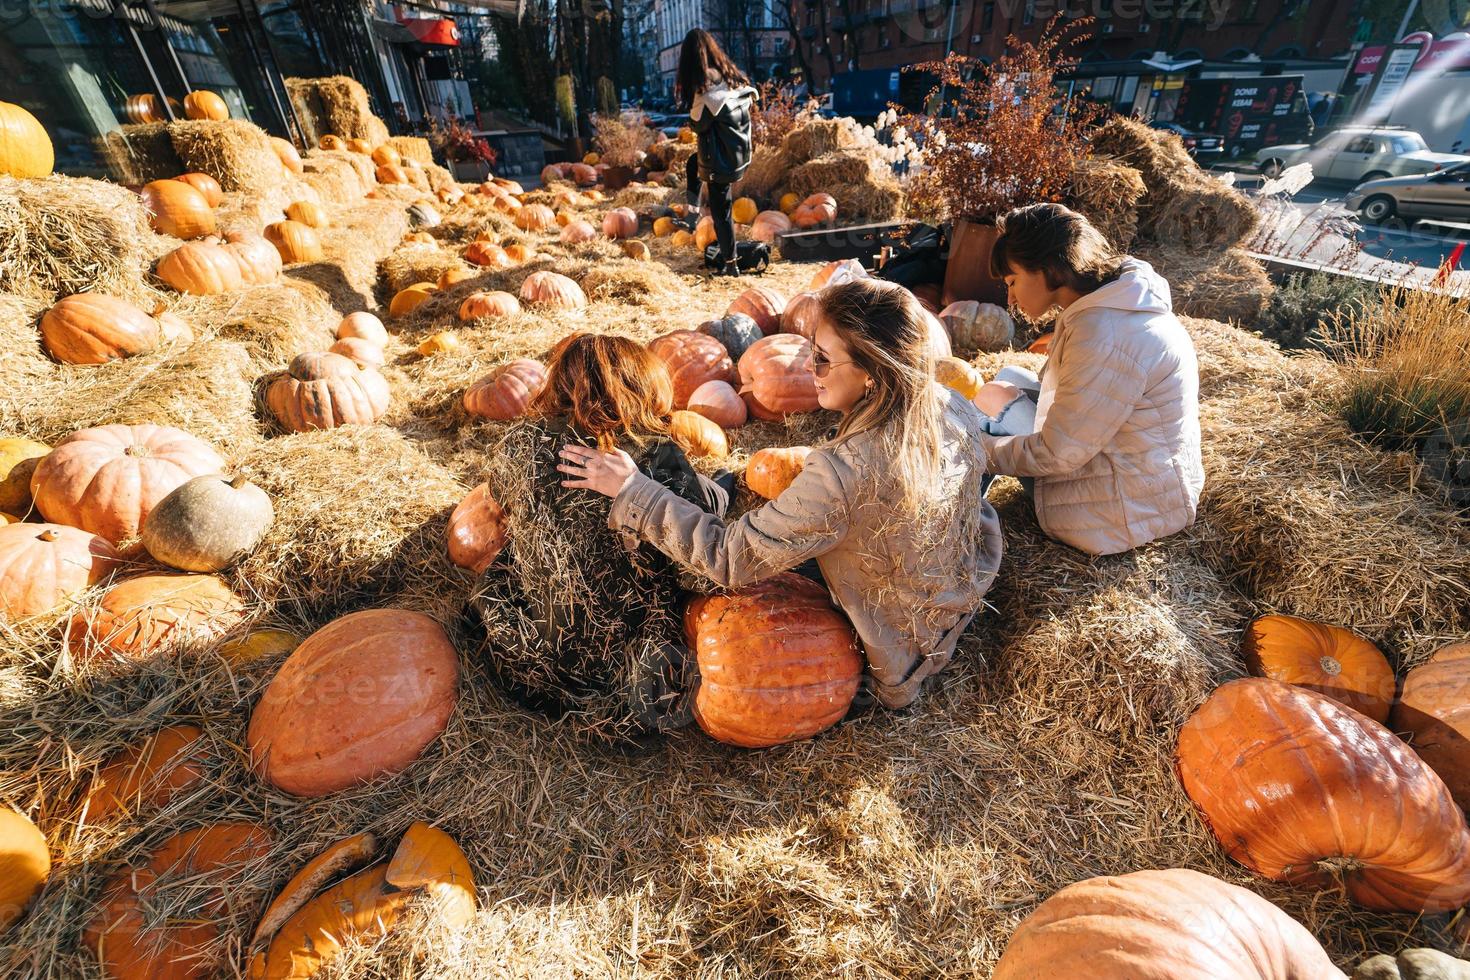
left=1069, top=117, right=1271, bottom=324
left=736, top=117, right=905, bottom=224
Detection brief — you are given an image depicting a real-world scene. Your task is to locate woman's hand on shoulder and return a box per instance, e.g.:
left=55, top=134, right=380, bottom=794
left=558, top=443, right=639, bottom=498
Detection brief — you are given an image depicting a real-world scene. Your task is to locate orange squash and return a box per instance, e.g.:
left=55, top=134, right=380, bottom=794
left=1393, top=642, right=1470, bottom=813
left=780, top=291, right=824, bottom=340
left=173, top=172, right=223, bottom=208
left=247, top=823, right=474, bottom=978
left=86, top=823, right=272, bottom=980
left=328, top=336, right=383, bottom=368
left=247, top=609, right=460, bottom=796
left=223, top=231, right=283, bottom=285
left=503, top=242, right=535, bottom=263
left=670, top=410, right=728, bottom=459
left=519, top=271, right=586, bottom=310
left=778, top=192, right=800, bottom=214
left=458, top=290, right=521, bottom=322
left=67, top=572, right=245, bottom=663
left=250, top=831, right=378, bottom=951
left=284, top=200, right=329, bottom=229
left=446, top=482, right=509, bottom=574
left=688, top=573, right=862, bottom=748
left=318, top=134, right=344, bottom=151
left=416, top=331, right=459, bottom=356
left=463, top=359, right=547, bottom=421
left=464, top=240, right=511, bottom=269
left=269, top=136, right=303, bottom=173
left=182, top=89, right=229, bottom=120
left=263, top=220, right=323, bottom=264
left=336, top=311, right=388, bottom=346
left=694, top=214, right=716, bottom=252
left=737, top=334, right=819, bottom=421
left=40, top=293, right=160, bottom=365
left=346, top=137, right=372, bottom=154
left=376, top=164, right=409, bottom=184
left=389, top=282, right=436, bottom=318
left=513, top=203, right=557, bottom=232
left=30, top=423, right=225, bottom=547
left=749, top=210, right=792, bottom=244
left=725, top=285, right=787, bottom=336
left=0, top=808, right=49, bottom=933
left=265, top=352, right=390, bottom=432
left=745, top=446, right=812, bottom=500
left=140, top=180, right=216, bottom=239
left=993, top=868, right=1346, bottom=980
left=602, top=207, right=638, bottom=239
left=731, top=197, right=759, bottom=224
left=80, top=725, right=208, bottom=823
left=0, top=101, right=54, bottom=178
left=559, top=219, right=598, bottom=245
left=621, top=239, right=652, bottom=261
left=436, top=265, right=476, bottom=290
left=0, top=523, right=119, bottom=621
left=370, top=144, right=401, bottom=167
left=648, top=330, right=736, bottom=409
left=687, top=380, right=747, bottom=429
left=1242, top=614, right=1396, bottom=723
left=1176, top=677, right=1470, bottom=912
left=652, top=216, right=676, bottom=237
left=156, top=240, right=244, bottom=295
left=0, top=437, right=48, bottom=515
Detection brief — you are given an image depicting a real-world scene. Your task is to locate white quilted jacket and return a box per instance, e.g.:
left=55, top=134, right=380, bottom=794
left=979, top=260, right=1204, bottom=555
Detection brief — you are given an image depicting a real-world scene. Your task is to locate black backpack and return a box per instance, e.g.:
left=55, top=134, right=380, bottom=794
left=702, top=240, right=771, bottom=273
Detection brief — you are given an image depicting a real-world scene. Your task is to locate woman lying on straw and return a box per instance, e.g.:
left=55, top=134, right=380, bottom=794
left=972, top=203, right=1204, bottom=556
left=465, top=333, right=734, bottom=749
left=560, top=279, right=1003, bottom=711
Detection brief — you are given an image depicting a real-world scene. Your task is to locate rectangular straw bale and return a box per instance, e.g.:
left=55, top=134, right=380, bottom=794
left=288, top=76, right=390, bottom=143
left=1068, top=156, right=1146, bottom=250
left=166, top=119, right=287, bottom=197
left=387, top=136, right=433, bottom=165
left=96, top=123, right=183, bottom=186
left=1137, top=245, right=1273, bottom=325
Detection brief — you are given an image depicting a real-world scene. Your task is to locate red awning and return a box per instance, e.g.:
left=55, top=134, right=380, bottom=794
left=401, top=16, right=459, bottom=46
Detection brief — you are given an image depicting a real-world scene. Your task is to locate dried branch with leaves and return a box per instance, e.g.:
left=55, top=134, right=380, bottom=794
left=593, top=112, right=658, bottom=168
left=751, top=80, right=819, bottom=150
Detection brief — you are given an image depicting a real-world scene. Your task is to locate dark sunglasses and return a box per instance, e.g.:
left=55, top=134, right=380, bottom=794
left=810, top=348, right=854, bottom=378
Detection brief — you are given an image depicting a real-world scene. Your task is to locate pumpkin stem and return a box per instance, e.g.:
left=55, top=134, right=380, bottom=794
left=123, top=445, right=149, bottom=457
left=38, top=529, right=59, bottom=542
left=229, top=473, right=249, bottom=489
left=1318, top=656, right=1342, bottom=677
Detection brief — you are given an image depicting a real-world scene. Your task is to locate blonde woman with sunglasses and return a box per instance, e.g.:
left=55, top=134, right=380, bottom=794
left=560, top=279, right=1003, bottom=710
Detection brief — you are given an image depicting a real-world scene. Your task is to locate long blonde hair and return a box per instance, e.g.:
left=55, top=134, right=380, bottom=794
left=817, top=279, right=948, bottom=517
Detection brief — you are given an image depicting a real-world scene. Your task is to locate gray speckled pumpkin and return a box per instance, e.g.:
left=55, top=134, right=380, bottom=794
left=140, top=474, right=274, bottom=572
left=696, top=312, right=763, bottom=363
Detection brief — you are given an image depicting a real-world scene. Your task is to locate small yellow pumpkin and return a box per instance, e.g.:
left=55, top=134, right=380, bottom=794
left=284, top=201, right=329, bottom=229
left=653, top=216, right=675, bottom=237
left=732, top=197, right=759, bottom=224
left=416, top=332, right=460, bottom=356
left=389, top=282, right=437, bottom=318
left=0, top=102, right=55, bottom=178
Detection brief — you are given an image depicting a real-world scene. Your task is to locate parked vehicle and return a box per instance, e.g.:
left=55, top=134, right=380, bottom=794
left=1347, top=162, right=1470, bottom=224
left=1150, top=121, right=1225, bottom=162
left=1256, top=127, right=1469, bottom=184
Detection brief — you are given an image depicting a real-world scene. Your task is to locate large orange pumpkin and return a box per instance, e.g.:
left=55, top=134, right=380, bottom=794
left=336, top=311, right=388, bottom=346
left=173, top=172, right=223, bottom=208
left=67, top=572, right=245, bottom=663
left=156, top=240, right=244, bottom=295
left=463, top=240, right=512, bottom=269
left=40, top=293, right=161, bottom=365
left=1393, top=642, right=1470, bottom=813
left=247, top=609, right=460, bottom=797
left=1175, top=677, right=1470, bottom=912
left=388, top=282, right=436, bottom=318
left=263, top=220, right=324, bottom=264
left=0, top=808, right=49, bottom=933
left=513, top=203, right=557, bottom=232
left=269, top=136, right=303, bottom=174
left=725, top=286, right=787, bottom=336
left=81, top=725, right=208, bottom=823
left=265, top=352, right=390, bottom=432
left=247, top=822, right=475, bottom=978
left=687, top=380, right=747, bottom=429
left=602, top=207, right=638, bottom=239
left=737, top=333, right=820, bottom=421
left=749, top=210, right=792, bottom=244
left=458, top=290, right=521, bottom=322
left=688, top=573, right=862, bottom=748
left=694, top=215, right=717, bottom=252
left=30, top=423, right=225, bottom=547
left=670, top=410, right=728, bottom=459
left=370, top=144, right=401, bottom=167
left=992, top=868, right=1346, bottom=980
left=648, top=330, right=736, bottom=409
left=780, top=291, right=824, bottom=340
left=375, top=164, right=409, bottom=184
left=519, top=271, right=586, bottom=310
left=0, top=523, right=119, bottom=621
left=1241, top=614, right=1396, bottom=723
left=85, top=822, right=271, bottom=980
left=140, top=180, right=215, bottom=239
left=183, top=89, right=229, bottom=120
left=0, top=101, right=54, bottom=178
left=462, top=359, right=547, bottom=421
left=745, top=446, right=812, bottom=500
left=223, top=232, right=283, bottom=285
left=447, top=482, right=508, bottom=574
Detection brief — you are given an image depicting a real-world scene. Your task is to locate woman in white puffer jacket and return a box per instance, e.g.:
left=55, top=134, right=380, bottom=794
left=974, top=203, right=1204, bottom=556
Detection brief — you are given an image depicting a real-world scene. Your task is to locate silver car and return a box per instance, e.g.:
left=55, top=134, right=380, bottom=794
left=1346, top=162, right=1470, bottom=223
left=1256, top=127, right=1467, bottom=184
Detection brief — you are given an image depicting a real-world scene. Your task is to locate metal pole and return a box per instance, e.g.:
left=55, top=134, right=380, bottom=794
left=118, top=1, right=179, bottom=121
left=141, top=0, right=194, bottom=93
left=936, top=0, right=959, bottom=112
left=1392, top=0, right=1419, bottom=43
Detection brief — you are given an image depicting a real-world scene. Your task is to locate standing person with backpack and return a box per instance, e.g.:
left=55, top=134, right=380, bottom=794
left=677, top=29, right=757, bottom=278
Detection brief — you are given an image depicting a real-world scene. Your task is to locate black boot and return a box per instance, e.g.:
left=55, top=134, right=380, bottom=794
left=713, top=260, right=740, bottom=278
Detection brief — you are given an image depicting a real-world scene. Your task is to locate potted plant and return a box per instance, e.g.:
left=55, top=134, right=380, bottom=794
left=431, top=116, right=498, bottom=182
left=904, top=19, right=1100, bottom=306
left=592, top=112, right=655, bottom=190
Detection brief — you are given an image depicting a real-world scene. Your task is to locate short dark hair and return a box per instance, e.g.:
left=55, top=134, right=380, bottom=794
left=676, top=30, right=749, bottom=110
left=989, top=203, right=1123, bottom=294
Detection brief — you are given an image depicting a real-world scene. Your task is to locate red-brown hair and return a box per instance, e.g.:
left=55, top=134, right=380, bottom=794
left=529, top=333, right=673, bottom=449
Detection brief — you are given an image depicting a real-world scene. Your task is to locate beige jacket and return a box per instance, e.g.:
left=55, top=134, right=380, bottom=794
left=979, top=260, right=1203, bottom=556
left=609, top=388, right=1003, bottom=709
